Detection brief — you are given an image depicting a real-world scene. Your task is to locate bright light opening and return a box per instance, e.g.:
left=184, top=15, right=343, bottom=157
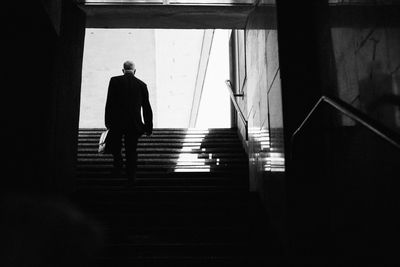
left=79, top=29, right=231, bottom=129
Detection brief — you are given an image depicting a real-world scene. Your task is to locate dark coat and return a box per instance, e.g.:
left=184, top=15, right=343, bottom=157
left=105, top=73, right=153, bottom=135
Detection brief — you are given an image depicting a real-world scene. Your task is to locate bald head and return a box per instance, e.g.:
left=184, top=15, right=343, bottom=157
left=123, top=61, right=135, bottom=71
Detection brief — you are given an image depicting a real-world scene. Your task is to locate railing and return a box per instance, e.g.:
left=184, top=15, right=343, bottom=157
left=292, top=95, right=400, bottom=150
left=225, top=80, right=248, bottom=140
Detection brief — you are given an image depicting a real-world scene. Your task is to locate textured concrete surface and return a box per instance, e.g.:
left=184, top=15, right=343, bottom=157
left=79, top=29, right=157, bottom=128
left=80, top=4, right=253, bottom=29
left=331, top=24, right=400, bottom=132
left=155, top=29, right=203, bottom=128
left=231, top=3, right=286, bottom=246
left=234, top=7, right=284, bottom=190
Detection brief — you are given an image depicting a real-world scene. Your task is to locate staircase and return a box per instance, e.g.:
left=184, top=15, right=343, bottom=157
left=71, top=128, right=283, bottom=266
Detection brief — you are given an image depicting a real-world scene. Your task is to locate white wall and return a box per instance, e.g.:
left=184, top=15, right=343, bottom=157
left=80, top=29, right=157, bottom=128
left=155, top=29, right=203, bottom=127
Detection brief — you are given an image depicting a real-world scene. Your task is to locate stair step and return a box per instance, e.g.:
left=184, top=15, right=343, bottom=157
left=71, top=189, right=248, bottom=200
left=78, top=138, right=239, bottom=143
left=77, top=148, right=245, bottom=153
left=78, top=143, right=242, bottom=149
left=93, top=256, right=246, bottom=267
left=76, top=172, right=248, bottom=180
left=76, top=173, right=246, bottom=180
left=79, top=128, right=237, bottom=132
left=72, top=128, right=268, bottom=266
left=79, top=135, right=240, bottom=140
left=75, top=185, right=247, bottom=193
left=77, top=176, right=247, bottom=182
left=87, top=215, right=250, bottom=228
left=77, top=179, right=247, bottom=187
left=77, top=183, right=247, bottom=189
left=77, top=170, right=247, bottom=177
left=77, top=163, right=246, bottom=168
left=77, top=166, right=247, bottom=171
left=101, top=226, right=249, bottom=244
left=100, top=242, right=247, bottom=259
left=75, top=204, right=249, bottom=213
left=78, top=152, right=246, bottom=158
left=77, top=170, right=246, bottom=177
left=77, top=158, right=246, bottom=164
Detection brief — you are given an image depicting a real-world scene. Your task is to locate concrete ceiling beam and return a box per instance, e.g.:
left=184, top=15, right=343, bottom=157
left=78, top=4, right=254, bottom=28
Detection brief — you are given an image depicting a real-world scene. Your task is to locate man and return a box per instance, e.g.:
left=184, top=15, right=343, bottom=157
left=105, top=60, right=153, bottom=185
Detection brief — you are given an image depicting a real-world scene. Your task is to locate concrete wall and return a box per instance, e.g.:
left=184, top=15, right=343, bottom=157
left=327, top=3, right=400, bottom=262
left=232, top=1, right=400, bottom=257
left=331, top=22, right=400, bottom=132
left=155, top=30, right=203, bottom=128
left=273, top=1, right=400, bottom=262
left=80, top=29, right=157, bottom=128
left=232, top=3, right=286, bottom=245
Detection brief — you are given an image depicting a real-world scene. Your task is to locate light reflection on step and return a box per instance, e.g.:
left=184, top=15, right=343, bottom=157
left=175, top=129, right=211, bottom=172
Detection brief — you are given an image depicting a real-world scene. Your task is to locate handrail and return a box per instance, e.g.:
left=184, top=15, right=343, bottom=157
left=292, top=95, right=400, bottom=150
left=225, top=80, right=248, bottom=140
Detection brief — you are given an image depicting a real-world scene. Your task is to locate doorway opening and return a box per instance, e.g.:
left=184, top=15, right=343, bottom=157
left=79, top=28, right=231, bottom=129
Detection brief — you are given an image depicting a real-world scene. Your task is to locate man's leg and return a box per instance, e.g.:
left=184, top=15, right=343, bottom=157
left=110, top=129, right=123, bottom=176
left=124, top=130, right=139, bottom=184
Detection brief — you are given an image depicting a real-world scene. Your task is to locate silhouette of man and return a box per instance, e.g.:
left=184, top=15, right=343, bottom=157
left=105, top=61, right=153, bottom=185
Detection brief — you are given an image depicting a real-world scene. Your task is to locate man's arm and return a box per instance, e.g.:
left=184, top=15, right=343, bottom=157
left=142, top=86, right=153, bottom=135
left=104, top=78, right=115, bottom=129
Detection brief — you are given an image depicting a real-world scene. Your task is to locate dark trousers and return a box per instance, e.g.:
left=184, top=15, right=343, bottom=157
left=109, top=127, right=139, bottom=181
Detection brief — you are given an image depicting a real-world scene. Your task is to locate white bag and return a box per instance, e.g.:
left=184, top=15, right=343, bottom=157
left=98, top=129, right=109, bottom=154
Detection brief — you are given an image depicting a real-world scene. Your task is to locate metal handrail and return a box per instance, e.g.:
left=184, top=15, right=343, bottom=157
left=292, top=95, right=400, bottom=150
left=225, top=80, right=248, bottom=140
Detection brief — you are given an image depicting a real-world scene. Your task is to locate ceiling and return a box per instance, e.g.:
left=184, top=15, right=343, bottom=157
left=78, top=0, right=256, bottom=5
left=75, top=0, right=270, bottom=29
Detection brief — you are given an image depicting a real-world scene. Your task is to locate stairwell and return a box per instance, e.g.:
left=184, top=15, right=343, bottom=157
left=71, top=128, right=283, bottom=266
